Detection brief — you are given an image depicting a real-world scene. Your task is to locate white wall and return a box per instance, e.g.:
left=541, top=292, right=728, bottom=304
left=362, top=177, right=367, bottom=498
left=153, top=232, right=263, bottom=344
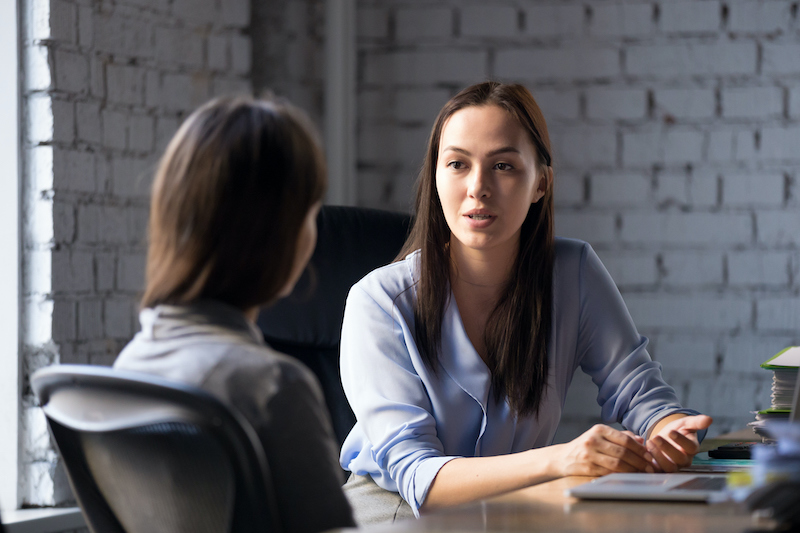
left=350, top=0, right=800, bottom=440
left=19, top=0, right=252, bottom=507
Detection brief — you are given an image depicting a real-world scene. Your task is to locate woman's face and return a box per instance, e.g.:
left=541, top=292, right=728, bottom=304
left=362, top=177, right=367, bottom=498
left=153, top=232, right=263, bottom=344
left=436, top=105, right=548, bottom=257
left=278, top=200, right=322, bottom=297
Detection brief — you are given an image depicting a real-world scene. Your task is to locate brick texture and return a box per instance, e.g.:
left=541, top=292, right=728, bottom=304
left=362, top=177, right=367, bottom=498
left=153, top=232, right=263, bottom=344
left=20, top=0, right=252, bottom=507
left=348, top=0, right=799, bottom=440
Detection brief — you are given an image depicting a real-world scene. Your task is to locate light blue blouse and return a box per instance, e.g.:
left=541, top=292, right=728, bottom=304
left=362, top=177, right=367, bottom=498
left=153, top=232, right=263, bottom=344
left=339, top=238, right=699, bottom=516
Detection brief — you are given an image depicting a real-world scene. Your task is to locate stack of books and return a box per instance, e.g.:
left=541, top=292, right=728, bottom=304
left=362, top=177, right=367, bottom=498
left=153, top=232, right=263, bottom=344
left=749, top=347, right=800, bottom=440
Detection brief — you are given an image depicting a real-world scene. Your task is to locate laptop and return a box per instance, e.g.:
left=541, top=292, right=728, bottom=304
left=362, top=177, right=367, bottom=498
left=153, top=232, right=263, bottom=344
left=566, top=367, right=800, bottom=503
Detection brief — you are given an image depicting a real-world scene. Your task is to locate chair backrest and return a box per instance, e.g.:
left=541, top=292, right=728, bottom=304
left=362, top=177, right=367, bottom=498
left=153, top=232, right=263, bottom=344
left=258, top=205, right=412, bottom=446
left=31, top=364, right=281, bottom=533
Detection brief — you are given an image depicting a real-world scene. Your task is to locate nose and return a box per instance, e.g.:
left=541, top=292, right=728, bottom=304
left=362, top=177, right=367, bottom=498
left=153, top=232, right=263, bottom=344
left=467, top=165, right=491, bottom=199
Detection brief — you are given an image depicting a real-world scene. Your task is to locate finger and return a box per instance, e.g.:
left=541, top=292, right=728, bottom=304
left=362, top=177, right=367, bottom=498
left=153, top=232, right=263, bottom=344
left=602, top=427, right=648, bottom=456
left=594, top=436, right=654, bottom=473
left=650, top=435, right=690, bottom=469
left=668, top=430, right=700, bottom=455
left=622, top=430, right=645, bottom=445
left=603, top=428, right=658, bottom=470
left=593, top=450, right=643, bottom=473
left=647, top=439, right=678, bottom=473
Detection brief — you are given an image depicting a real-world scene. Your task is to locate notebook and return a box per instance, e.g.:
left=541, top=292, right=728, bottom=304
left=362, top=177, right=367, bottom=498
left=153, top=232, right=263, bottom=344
left=566, top=367, right=800, bottom=503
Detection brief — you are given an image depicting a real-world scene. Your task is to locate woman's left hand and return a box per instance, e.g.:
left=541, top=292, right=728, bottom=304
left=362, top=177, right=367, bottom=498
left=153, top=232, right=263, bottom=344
left=646, top=414, right=713, bottom=472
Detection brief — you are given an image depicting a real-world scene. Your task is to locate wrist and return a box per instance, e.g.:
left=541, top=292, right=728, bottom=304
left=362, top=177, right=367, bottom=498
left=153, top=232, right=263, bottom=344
left=536, top=443, right=564, bottom=480
left=647, top=413, right=687, bottom=440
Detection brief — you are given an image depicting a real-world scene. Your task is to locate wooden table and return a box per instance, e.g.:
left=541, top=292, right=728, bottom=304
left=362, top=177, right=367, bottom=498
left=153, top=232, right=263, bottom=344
left=364, top=477, right=777, bottom=533
left=364, top=429, right=779, bottom=533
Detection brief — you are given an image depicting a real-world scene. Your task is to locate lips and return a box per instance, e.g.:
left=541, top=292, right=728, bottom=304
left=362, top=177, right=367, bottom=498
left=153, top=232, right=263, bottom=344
left=464, top=209, right=494, bottom=218
left=463, top=209, right=496, bottom=228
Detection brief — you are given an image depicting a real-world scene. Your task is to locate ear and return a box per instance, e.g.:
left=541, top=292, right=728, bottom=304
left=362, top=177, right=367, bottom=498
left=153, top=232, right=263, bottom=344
left=531, top=166, right=553, bottom=204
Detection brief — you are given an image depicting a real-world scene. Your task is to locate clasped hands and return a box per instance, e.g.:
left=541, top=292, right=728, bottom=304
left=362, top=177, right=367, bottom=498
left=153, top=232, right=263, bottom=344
left=554, top=414, right=713, bottom=477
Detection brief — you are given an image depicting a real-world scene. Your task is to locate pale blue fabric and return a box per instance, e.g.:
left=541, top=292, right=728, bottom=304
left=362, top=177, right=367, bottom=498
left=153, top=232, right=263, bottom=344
left=339, top=238, right=701, bottom=516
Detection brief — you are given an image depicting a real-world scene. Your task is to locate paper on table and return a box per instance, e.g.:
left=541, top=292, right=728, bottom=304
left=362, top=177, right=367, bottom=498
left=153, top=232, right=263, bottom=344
left=761, top=347, right=800, bottom=369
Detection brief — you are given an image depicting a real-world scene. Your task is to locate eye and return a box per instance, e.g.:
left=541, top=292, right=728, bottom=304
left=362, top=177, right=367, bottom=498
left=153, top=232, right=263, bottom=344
left=494, top=162, right=514, bottom=171
left=447, top=161, right=466, bottom=170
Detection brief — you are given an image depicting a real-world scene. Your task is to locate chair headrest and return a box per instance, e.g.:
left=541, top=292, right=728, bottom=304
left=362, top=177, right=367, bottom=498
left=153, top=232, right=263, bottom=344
left=257, top=205, right=411, bottom=348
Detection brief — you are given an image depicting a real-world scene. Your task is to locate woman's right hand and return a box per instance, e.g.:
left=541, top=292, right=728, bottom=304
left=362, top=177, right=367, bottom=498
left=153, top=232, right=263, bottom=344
left=549, top=424, right=655, bottom=477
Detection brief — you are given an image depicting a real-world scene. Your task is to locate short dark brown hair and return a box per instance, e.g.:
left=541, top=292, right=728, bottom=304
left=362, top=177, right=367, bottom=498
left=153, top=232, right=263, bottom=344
left=397, top=81, right=555, bottom=418
left=142, top=95, right=326, bottom=310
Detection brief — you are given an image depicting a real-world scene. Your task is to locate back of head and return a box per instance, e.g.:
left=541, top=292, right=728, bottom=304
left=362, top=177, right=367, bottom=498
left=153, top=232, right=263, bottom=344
left=143, top=96, right=326, bottom=310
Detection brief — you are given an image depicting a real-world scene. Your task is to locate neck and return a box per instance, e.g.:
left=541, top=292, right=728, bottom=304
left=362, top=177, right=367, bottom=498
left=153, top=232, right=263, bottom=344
left=243, top=306, right=260, bottom=323
left=449, top=236, right=518, bottom=292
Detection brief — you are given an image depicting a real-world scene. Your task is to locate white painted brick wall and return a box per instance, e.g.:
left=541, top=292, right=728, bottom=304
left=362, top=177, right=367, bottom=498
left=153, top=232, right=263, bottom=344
left=497, top=47, right=619, bottom=81
left=553, top=125, right=617, bottom=166
left=651, top=336, right=716, bottom=372
left=254, top=0, right=800, bottom=446
left=364, top=50, right=488, bottom=86
left=395, top=7, right=451, bottom=40
left=660, top=1, right=721, bottom=34
left=661, top=252, right=724, bottom=286
left=762, top=43, right=800, bottom=75
left=586, top=88, right=647, bottom=120
left=526, top=4, right=584, bottom=38
left=625, top=295, right=752, bottom=330
left=655, top=170, right=689, bottom=206
left=722, top=87, right=784, bottom=119
left=756, top=298, right=800, bottom=331
left=728, top=0, right=793, bottom=34
left=590, top=171, right=651, bottom=206
left=722, top=171, right=785, bottom=206
left=790, top=87, right=800, bottom=118
left=626, top=42, right=758, bottom=77
left=589, top=3, right=653, bottom=38
left=757, top=212, right=800, bottom=246
left=728, top=251, right=791, bottom=286
left=621, top=213, right=752, bottom=245
left=759, top=126, right=800, bottom=161
left=595, top=251, right=658, bottom=286
left=655, top=88, right=716, bottom=120
left=460, top=5, right=518, bottom=39
left=532, top=88, right=580, bottom=121
left=20, top=0, right=253, bottom=508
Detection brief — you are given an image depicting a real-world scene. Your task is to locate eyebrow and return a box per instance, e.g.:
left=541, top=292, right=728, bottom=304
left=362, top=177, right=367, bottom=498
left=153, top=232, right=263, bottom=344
left=441, top=146, right=521, bottom=157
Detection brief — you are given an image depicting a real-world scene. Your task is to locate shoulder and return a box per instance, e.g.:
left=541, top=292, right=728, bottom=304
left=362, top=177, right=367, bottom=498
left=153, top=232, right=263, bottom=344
left=347, top=250, right=419, bottom=310
left=205, top=343, right=324, bottom=402
left=554, top=237, right=594, bottom=273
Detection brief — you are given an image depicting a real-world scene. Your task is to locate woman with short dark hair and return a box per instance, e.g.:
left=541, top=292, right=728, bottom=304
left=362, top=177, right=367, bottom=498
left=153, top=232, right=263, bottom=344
left=115, top=96, right=354, bottom=533
left=339, top=81, right=712, bottom=523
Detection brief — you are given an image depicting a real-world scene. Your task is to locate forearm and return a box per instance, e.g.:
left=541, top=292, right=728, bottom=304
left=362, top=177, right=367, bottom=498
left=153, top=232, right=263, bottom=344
left=420, top=445, right=563, bottom=512
left=647, top=413, right=687, bottom=440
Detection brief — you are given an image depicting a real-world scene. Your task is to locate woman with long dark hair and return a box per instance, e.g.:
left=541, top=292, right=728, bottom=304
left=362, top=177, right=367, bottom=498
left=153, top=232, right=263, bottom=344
left=339, top=81, right=711, bottom=523
left=114, top=96, right=354, bottom=533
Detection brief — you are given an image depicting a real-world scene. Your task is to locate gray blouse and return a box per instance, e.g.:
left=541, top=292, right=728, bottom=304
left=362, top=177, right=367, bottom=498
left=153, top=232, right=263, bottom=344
left=114, top=300, right=354, bottom=533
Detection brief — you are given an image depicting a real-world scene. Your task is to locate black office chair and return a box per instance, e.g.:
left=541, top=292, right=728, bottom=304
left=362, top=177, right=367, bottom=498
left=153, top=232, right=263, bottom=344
left=31, top=364, right=281, bottom=533
left=258, top=205, right=412, bottom=446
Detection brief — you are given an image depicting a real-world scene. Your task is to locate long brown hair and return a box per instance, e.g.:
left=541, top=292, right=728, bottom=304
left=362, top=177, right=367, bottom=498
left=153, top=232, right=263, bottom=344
left=142, top=95, right=326, bottom=310
left=397, top=81, right=555, bottom=418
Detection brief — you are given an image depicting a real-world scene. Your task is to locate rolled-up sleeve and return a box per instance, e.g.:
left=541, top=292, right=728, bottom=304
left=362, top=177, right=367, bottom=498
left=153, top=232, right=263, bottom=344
left=340, top=281, right=458, bottom=515
left=574, top=243, right=702, bottom=439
